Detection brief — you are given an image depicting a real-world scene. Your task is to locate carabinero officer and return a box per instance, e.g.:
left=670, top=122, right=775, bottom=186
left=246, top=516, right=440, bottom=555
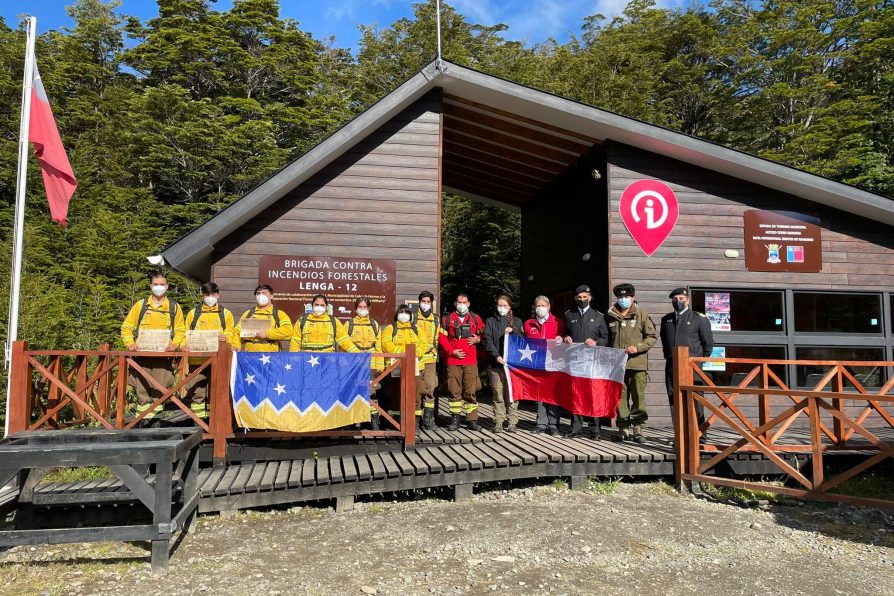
left=563, top=284, right=610, bottom=439
left=659, top=287, right=714, bottom=428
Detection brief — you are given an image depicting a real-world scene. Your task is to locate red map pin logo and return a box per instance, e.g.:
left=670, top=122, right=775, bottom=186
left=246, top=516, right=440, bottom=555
left=619, top=180, right=679, bottom=256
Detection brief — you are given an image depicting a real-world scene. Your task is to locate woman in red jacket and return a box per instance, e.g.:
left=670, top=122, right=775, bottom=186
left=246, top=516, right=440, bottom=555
left=524, top=295, right=566, bottom=435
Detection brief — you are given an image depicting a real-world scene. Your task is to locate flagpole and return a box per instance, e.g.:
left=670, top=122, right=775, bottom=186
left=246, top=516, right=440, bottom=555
left=5, top=16, right=37, bottom=436
left=435, top=0, right=443, bottom=72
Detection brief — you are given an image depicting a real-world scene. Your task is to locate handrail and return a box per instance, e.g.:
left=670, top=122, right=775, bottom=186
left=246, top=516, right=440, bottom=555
left=673, top=346, right=894, bottom=509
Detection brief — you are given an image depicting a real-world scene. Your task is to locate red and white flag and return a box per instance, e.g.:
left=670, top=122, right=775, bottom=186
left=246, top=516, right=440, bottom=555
left=28, top=59, right=76, bottom=225
left=504, top=334, right=627, bottom=418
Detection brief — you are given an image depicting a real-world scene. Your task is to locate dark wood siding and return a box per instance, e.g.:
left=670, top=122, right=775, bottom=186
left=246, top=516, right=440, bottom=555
left=212, top=91, right=443, bottom=318
left=608, top=141, right=894, bottom=427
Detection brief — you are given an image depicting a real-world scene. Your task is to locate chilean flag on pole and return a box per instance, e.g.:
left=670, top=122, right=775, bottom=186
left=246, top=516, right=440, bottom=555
left=503, top=334, right=627, bottom=418
left=28, top=59, right=77, bottom=225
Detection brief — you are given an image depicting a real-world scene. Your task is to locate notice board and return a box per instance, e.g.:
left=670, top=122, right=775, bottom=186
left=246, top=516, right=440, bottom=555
left=743, top=210, right=822, bottom=273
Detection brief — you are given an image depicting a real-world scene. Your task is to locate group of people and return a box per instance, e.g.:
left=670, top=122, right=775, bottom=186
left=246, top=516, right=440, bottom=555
left=120, top=273, right=714, bottom=439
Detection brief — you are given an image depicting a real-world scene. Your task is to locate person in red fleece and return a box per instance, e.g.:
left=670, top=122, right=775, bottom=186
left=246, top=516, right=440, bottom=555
left=439, top=292, right=485, bottom=431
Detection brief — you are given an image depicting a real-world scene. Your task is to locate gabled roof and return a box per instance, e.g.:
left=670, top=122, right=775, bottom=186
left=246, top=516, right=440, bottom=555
left=163, top=59, right=894, bottom=279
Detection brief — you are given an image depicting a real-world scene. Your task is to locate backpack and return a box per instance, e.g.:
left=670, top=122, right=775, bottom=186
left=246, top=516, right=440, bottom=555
left=136, top=298, right=178, bottom=338
left=347, top=319, right=380, bottom=338
left=299, top=313, right=337, bottom=338
left=189, top=305, right=226, bottom=331
left=247, top=305, right=282, bottom=327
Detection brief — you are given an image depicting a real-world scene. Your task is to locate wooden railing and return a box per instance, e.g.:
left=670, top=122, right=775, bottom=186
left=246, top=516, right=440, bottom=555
left=6, top=340, right=417, bottom=463
left=672, top=346, right=894, bottom=508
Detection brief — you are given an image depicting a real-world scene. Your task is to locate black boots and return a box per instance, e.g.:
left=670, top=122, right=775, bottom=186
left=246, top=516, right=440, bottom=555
left=422, top=408, right=436, bottom=430
left=447, top=414, right=462, bottom=431
left=370, top=412, right=380, bottom=431
left=467, top=420, right=482, bottom=432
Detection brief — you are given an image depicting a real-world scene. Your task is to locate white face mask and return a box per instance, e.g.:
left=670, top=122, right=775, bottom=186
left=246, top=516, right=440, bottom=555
left=419, top=302, right=432, bottom=313
left=312, top=305, right=327, bottom=316
left=151, top=284, right=167, bottom=297
left=497, top=306, right=509, bottom=317
left=397, top=313, right=411, bottom=324
left=255, top=294, right=270, bottom=307
left=203, top=296, right=218, bottom=307
left=535, top=306, right=549, bottom=318
left=456, top=303, right=469, bottom=315
left=356, top=308, right=369, bottom=318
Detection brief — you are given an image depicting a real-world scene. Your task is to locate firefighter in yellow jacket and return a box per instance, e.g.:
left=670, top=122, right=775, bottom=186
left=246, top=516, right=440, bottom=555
left=381, top=305, right=427, bottom=431
left=183, top=282, right=240, bottom=417
left=120, top=272, right=186, bottom=423
left=236, top=284, right=294, bottom=351
left=346, top=296, right=385, bottom=428
left=415, top=291, right=440, bottom=430
left=289, top=294, right=357, bottom=353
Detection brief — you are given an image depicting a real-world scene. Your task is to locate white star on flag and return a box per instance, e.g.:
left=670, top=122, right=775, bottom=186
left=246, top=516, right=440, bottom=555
left=273, top=383, right=287, bottom=395
left=308, top=356, right=320, bottom=367
left=244, top=374, right=256, bottom=385
left=284, top=363, right=293, bottom=371
left=517, top=343, right=536, bottom=362
left=259, top=354, right=272, bottom=365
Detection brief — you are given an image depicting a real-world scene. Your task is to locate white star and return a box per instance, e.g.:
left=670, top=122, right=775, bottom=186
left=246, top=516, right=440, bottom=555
left=244, top=374, right=256, bottom=385
left=308, top=356, right=320, bottom=367
left=273, top=383, right=287, bottom=396
left=517, top=344, right=536, bottom=362
left=259, top=354, right=272, bottom=365
left=284, top=363, right=293, bottom=371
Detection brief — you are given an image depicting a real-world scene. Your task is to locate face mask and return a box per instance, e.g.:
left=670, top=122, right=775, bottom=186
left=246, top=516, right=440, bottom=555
left=397, top=313, right=411, bottom=324
left=356, top=308, right=369, bottom=318
left=535, top=306, right=548, bottom=318
left=151, top=284, right=166, bottom=297
left=497, top=306, right=509, bottom=317
left=203, top=296, right=218, bottom=308
left=255, top=294, right=270, bottom=307
left=617, top=297, right=632, bottom=309
left=456, top=303, right=469, bottom=315
left=419, top=302, right=431, bottom=313
left=576, top=298, right=589, bottom=310
left=313, top=305, right=327, bottom=316
left=672, top=299, right=686, bottom=312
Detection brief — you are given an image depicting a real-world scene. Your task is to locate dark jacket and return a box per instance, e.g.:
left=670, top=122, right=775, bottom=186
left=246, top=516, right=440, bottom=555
left=484, top=315, right=524, bottom=366
left=564, top=307, right=609, bottom=346
left=660, top=308, right=714, bottom=362
left=606, top=302, right=657, bottom=371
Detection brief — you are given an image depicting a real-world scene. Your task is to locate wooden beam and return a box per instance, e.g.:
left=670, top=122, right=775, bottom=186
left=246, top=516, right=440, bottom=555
left=443, top=158, right=544, bottom=192
left=443, top=140, right=556, bottom=182
left=443, top=172, right=530, bottom=206
left=443, top=129, right=570, bottom=173
left=443, top=115, right=579, bottom=163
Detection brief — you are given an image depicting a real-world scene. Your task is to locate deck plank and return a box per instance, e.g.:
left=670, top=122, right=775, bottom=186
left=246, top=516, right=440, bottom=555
left=274, top=461, right=291, bottom=490
left=355, top=454, right=372, bottom=481
left=301, top=458, right=316, bottom=487
left=259, top=462, right=278, bottom=492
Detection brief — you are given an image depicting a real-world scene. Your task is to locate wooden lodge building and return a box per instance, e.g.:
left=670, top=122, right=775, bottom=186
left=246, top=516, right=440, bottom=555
left=163, top=60, right=894, bottom=427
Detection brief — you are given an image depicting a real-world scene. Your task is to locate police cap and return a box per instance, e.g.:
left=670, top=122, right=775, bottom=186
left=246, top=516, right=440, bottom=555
left=613, top=283, right=635, bottom=297
left=668, top=287, right=689, bottom=299
left=574, top=284, right=591, bottom=295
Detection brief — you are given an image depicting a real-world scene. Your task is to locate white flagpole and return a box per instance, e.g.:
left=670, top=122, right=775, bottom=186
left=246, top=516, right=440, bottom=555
left=435, top=0, right=443, bottom=72
left=5, top=16, right=37, bottom=436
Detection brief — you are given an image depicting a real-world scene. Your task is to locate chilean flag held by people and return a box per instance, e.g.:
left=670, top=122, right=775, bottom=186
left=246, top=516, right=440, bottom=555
left=503, top=334, right=627, bottom=418
left=28, top=59, right=77, bottom=225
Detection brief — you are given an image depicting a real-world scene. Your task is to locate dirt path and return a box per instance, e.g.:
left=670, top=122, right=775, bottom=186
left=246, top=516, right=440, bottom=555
left=2, top=481, right=894, bottom=595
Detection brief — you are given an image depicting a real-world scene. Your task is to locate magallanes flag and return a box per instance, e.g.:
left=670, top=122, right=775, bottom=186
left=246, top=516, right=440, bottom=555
left=230, top=351, right=371, bottom=432
left=503, top=334, right=627, bottom=418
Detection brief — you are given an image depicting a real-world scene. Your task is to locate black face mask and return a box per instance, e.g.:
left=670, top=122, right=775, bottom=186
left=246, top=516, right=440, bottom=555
left=672, top=300, right=686, bottom=312
left=576, top=299, right=589, bottom=310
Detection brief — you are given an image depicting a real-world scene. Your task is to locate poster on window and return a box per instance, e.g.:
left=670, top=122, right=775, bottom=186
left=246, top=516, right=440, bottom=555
left=702, top=346, right=726, bottom=372
left=705, top=292, right=731, bottom=331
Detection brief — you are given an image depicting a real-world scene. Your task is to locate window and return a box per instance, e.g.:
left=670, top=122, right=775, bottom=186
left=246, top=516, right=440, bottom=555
left=794, top=346, right=885, bottom=389
left=690, top=290, right=784, bottom=333
left=708, top=345, right=788, bottom=386
left=793, top=292, right=882, bottom=334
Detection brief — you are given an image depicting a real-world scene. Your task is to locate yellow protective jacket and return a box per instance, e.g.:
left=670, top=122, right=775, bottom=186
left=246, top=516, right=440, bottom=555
left=381, top=321, right=425, bottom=373
left=236, top=304, right=294, bottom=352
left=414, top=310, right=440, bottom=365
left=289, top=313, right=357, bottom=353
left=184, top=304, right=240, bottom=350
left=120, top=296, right=186, bottom=349
left=346, top=316, right=384, bottom=371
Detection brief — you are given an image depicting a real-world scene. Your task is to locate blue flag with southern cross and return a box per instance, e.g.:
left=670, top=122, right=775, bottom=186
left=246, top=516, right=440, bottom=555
left=230, top=351, right=371, bottom=432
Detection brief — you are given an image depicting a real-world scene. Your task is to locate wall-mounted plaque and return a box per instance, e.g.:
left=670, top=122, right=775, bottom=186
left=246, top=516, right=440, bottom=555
left=743, top=210, right=822, bottom=273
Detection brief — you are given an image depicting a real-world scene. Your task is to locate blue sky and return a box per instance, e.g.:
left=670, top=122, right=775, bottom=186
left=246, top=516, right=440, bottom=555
left=1, top=0, right=688, bottom=51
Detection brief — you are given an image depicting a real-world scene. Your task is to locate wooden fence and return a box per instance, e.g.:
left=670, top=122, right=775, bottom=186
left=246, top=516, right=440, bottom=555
left=672, top=346, right=894, bottom=508
left=6, top=340, right=417, bottom=462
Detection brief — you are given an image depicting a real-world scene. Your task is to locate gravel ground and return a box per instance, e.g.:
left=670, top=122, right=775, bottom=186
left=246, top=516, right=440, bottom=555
left=2, top=480, right=894, bottom=595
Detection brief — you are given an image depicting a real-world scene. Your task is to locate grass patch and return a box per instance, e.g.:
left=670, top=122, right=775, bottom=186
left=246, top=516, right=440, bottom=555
left=701, top=482, right=787, bottom=504
left=830, top=472, right=894, bottom=501
left=41, top=466, right=113, bottom=484
left=587, top=477, right=621, bottom=495
left=650, top=480, right=681, bottom=497
left=550, top=478, right=568, bottom=491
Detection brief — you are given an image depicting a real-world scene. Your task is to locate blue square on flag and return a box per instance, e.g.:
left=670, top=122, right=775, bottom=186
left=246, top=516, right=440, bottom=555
left=506, top=335, right=548, bottom=370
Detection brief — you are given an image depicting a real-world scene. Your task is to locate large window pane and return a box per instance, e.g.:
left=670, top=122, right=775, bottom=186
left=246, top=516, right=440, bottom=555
left=795, top=346, right=885, bottom=389
left=793, top=292, right=882, bottom=334
left=707, top=345, right=787, bottom=387
left=691, top=290, right=784, bottom=332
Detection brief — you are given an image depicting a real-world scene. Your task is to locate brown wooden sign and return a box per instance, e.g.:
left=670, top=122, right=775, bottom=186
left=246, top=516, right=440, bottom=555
left=743, top=210, right=822, bottom=272
left=258, top=256, right=397, bottom=322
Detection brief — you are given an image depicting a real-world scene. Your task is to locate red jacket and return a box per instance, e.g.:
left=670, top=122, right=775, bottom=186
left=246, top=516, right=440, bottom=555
left=524, top=313, right=565, bottom=340
left=439, top=311, right=485, bottom=366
